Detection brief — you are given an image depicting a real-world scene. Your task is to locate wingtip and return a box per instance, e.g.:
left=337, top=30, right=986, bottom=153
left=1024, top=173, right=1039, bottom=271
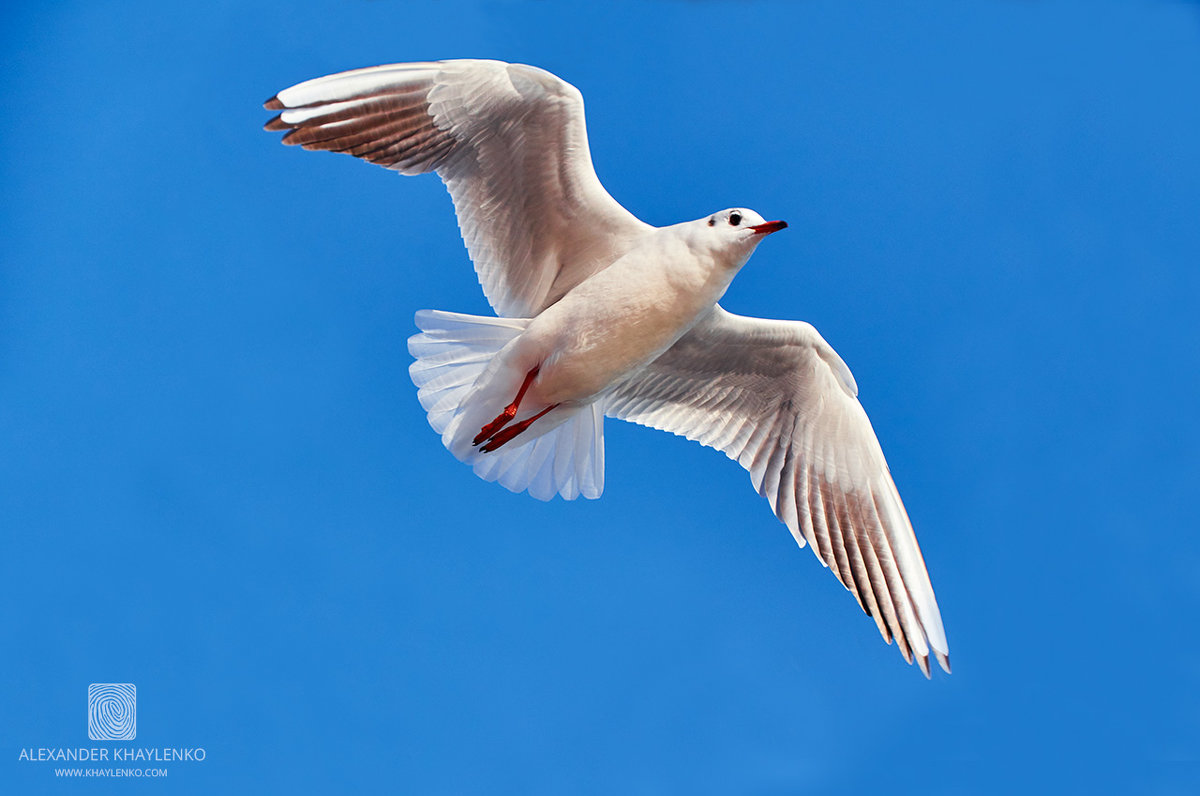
left=263, top=114, right=289, bottom=132
left=264, top=95, right=284, bottom=110
left=935, top=650, right=952, bottom=674
left=917, top=654, right=932, bottom=679
left=279, top=129, right=306, bottom=147
left=896, top=634, right=913, bottom=664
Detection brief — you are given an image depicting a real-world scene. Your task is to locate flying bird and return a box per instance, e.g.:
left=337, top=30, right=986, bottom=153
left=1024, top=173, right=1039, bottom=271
left=264, top=59, right=950, bottom=676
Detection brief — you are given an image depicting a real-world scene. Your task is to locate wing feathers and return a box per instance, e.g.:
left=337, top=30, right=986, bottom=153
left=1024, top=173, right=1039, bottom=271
left=265, top=59, right=650, bottom=317
left=606, top=306, right=949, bottom=675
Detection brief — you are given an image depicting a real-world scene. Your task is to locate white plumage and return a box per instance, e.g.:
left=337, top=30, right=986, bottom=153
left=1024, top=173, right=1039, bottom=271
left=265, top=59, right=950, bottom=676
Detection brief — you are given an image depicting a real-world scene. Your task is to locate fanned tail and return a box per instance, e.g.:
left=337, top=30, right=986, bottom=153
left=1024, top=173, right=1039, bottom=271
left=408, top=310, right=605, bottom=501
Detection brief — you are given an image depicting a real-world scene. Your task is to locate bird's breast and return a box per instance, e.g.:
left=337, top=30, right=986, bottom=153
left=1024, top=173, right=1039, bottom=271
left=524, top=244, right=730, bottom=404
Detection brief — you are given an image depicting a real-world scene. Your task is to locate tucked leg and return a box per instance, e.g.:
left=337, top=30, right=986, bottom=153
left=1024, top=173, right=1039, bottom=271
left=479, top=404, right=560, bottom=453
left=473, top=365, right=540, bottom=447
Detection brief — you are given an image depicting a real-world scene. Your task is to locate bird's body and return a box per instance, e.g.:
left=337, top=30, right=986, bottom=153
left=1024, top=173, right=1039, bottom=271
left=486, top=217, right=759, bottom=417
left=265, top=59, right=951, bottom=676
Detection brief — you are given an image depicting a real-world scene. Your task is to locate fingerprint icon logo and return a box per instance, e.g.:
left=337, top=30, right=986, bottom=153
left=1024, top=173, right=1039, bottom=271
left=88, top=683, right=136, bottom=741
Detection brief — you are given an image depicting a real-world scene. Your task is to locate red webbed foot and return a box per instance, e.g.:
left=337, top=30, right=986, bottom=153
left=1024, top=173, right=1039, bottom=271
left=479, top=404, right=559, bottom=452
left=473, top=365, right=540, bottom=447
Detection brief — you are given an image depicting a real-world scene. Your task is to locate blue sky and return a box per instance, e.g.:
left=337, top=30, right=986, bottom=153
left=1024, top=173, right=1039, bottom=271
left=3, top=0, right=1199, bottom=793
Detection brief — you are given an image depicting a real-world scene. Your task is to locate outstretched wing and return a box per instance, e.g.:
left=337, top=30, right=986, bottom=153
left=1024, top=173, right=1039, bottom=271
left=605, top=306, right=950, bottom=676
left=265, top=59, right=650, bottom=317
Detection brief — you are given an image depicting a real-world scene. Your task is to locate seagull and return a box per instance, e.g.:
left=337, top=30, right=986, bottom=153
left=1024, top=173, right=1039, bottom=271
left=264, top=59, right=950, bottom=676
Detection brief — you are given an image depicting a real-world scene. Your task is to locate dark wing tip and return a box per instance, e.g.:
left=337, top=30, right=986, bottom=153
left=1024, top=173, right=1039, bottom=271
left=263, top=114, right=290, bottom=132
left=935, top=650, right=952, bottom=675
left=917, top=654, right=932, bottom=679
left=279, top=129, right=306, bottom=147
left=264, top=95, right=284, bottom=110
left=895, top=633, right=913, bottom=664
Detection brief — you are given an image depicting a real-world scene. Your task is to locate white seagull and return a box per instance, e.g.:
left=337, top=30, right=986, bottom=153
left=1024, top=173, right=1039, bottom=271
left=264, top=59, right=950, bottom=676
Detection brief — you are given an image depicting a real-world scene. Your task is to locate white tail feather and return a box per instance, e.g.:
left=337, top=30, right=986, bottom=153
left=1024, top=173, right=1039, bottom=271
left=407, top=309, right=606, bottom=501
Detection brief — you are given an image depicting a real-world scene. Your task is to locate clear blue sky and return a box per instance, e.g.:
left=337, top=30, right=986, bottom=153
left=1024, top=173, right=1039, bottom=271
left=3, top=1, right=1198, bottom=793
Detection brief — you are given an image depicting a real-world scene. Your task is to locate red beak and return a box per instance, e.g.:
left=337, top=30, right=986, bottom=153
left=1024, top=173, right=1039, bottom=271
left=749, top=220, right=788, bottom=235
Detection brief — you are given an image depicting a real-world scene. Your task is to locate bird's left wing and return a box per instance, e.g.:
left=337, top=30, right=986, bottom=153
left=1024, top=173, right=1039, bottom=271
left=264, top=59, right=650, bottom=317
left=605, top=306, right=950, bottom=676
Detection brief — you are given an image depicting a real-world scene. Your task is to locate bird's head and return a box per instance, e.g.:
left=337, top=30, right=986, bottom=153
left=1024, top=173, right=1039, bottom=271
left=698, top=208, right=788, bottom=269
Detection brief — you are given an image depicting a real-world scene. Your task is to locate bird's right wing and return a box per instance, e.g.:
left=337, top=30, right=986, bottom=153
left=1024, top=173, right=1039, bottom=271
left=605, top=306, right=949, bottom=676
left=265, top=59, right=651, bottom=317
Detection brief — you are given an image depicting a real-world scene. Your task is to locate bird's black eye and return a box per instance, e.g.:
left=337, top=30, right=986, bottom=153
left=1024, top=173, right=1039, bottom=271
left=708, top=217, right=715, bottom=227
left=729, top=212, right=742, bottom=226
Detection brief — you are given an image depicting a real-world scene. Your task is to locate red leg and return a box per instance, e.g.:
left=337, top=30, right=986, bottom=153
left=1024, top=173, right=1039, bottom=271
left=479, top=404, right=560, bottom=453
left=473, top=366, right=540, bottom=447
